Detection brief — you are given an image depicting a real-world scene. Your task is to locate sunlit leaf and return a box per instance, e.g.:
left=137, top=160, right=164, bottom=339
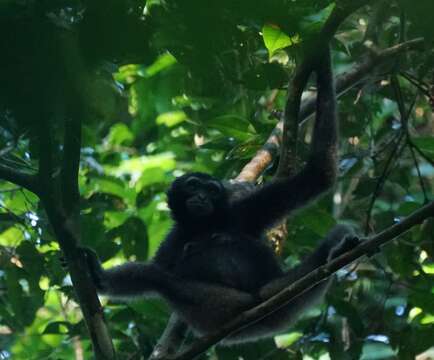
left=156, top=110, right=187, bottom=127
left=108, top=153, right=176, bottom=183
left=262, top=24, right=299, bottom=58
left=0, top=227, right=24, bottom=246
left=105, top=123, right=134, bottom=146
left=274, top=332, right=303, bottom=349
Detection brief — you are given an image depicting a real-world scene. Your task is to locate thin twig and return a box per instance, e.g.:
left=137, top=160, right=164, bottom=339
left=365, top=131, right=405, bottom=235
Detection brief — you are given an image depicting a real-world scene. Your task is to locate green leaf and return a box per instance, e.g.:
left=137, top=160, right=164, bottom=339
left=274, top=332, right=303, bottom=349
left=300, top=3, right=335, bottom=34
left=0, top=227, right=24, bottom=246
left=399, top=0, right=434, bottom=41
left=106, top=123, right=134, bottom=146
left=262, top=24, right=298, bottom=58
left=135, top=167, right=169, bottom=191
left=16, top=241, right=45, bottom=282
left=87, top=176, right=136, bottom=205
left=82, top=215, right=106, bottom=247
left=412, top=137, right=434, bottom=156
left=118, top=217, right=148, bottom=261
left=116, top=52, right=177, bottom=82
left=397, top=201, right=421, bottom=216
left=104, top=211, right=131, bottom=230
left=360, top=342, right=397, bottom=360
left=298, top=206, right=336, bottom=237
left=141, top=52, right=177, bottom=78
left=108, top=153, right=176, bottom=183
left=206, top=115, right=255, bottom=141
left=3, top=189, right=37, bottom=215
left=43, top=321, right=71, bottom=334
left=156, top=110, right=187, bottom=127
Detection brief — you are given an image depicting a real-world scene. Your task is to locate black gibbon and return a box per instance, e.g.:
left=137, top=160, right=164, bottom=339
left=81, top=48, right=358, bottom=344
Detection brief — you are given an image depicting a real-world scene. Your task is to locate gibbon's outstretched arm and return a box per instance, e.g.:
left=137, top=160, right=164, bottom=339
left=231, top=48, right=337, bottom=234
left=81, top=248, right=171, bottom=297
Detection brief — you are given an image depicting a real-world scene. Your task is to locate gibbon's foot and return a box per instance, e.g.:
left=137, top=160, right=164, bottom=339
left=329, top=234, right=361, bottom=260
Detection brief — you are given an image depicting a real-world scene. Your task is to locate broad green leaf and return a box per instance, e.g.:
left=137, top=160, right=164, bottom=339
left=116, top=52, right=177, bottom=82
left=118, top=217, right=148, bottom=261
left=300, top=3, right=335, bottom=34
left=105, top=123, right=134, bottom=146
left=156, top=110, right=187, bottom=127
left=399, top=0, right=434, bottom=41
left=0, top=227, right=24, bottom=246
left=172, top=95, right=215, bottom=110
left=262, top=24, right=298, bottom=58
left=16, top=241, right=44, bottom=283
left=412, top=137, right=434, bottom=155
left=141, top=52, right=177, bottom=78
left=5, top=266, right=44, bottom=329
left=104, top=211, right=131, bottom=229
left=147, top=218, right=172, bottom=257
left=360, top=342, right=397, bottom=360
left=298, top=206, right=336, bottom=237
left=87, top=176, right=136, bottom=204
left=107, top=153, right=176, bottom=183
left=81, top=215, right=106, bottom=247
left=135, top=167, right=169, bottom=191
left=206, top=115, right=255, bottom=141
left=397, top=201, right=421, bottom=216
left=3, top=189, right=37, bottom=214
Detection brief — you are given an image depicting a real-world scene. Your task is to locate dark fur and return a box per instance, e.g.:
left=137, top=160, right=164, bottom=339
left=82, top=49, right=358, bottom=344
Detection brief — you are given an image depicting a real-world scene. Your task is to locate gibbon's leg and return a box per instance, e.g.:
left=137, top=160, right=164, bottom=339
left=164, top=280, right=258, bottom=335
left=224, top=225, right=358, bottom=344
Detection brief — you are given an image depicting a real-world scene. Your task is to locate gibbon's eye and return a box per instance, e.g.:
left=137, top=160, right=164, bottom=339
left=206, top=181, right=221, bottom=197
left=184, top=177, right=202, bottom=192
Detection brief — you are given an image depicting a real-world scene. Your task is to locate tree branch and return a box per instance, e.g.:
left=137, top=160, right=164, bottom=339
left=236, top=37, right=424, bottom=182
left=276, top=0, right=371, bottom=177
left=0, top=163, right=39, bottom=194
left=168, top=200, right=434, bottom=360
left=61, top=116, right=81, bottom=215
left=36, top=29, right=116, bottom=360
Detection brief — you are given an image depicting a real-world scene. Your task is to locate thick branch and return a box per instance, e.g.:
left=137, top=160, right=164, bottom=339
left=58, top=30, right=85, bottom=215
left=169, top=200, right=434, bottom=360
left=42, top=201, right=115, bottom=360
left=36, top=29, right=116, bottom=360
left=0, top=163, right=39, bottom=194
left=61, top=117, right=81, bottom=214
left=236, top=38, right=424, bottom=182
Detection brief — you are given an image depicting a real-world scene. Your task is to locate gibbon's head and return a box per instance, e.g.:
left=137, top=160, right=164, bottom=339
left=167, top=172, right=229, bottom=223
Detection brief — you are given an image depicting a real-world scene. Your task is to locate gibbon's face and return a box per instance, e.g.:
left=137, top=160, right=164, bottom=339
left=167, top=173, right=228, bottom=219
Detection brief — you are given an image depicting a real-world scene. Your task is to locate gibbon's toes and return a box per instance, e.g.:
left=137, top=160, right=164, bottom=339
left=332, top=235, right=361, bottom=258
